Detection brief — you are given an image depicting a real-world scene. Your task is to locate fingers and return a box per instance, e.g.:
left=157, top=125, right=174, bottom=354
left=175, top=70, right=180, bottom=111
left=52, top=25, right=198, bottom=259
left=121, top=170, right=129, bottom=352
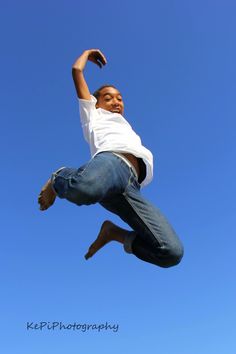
left=94, top=55, right=103, bottom=68
left=96, top=50, right=107, bottom=65
left=87, top=49, right=107, bottom=68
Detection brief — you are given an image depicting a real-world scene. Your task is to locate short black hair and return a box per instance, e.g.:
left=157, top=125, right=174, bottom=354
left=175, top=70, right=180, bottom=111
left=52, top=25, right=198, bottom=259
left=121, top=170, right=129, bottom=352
left=93, top=84, right=118, bottom=100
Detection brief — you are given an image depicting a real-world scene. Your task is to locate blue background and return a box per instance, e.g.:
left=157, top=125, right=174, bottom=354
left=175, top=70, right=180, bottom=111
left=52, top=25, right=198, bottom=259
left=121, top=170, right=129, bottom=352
left=1, top=0, right=235, bottom=353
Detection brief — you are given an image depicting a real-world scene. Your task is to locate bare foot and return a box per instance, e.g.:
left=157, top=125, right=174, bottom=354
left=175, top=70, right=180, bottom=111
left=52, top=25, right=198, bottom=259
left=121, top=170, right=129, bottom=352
left=85, top=220, right=123, bottom=260
left=38, top=179, right=56, bottom=211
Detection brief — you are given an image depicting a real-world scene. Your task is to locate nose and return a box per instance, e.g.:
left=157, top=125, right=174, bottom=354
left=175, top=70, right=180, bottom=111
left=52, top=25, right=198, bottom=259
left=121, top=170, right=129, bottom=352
left=112, top=98, right=120, bottom=106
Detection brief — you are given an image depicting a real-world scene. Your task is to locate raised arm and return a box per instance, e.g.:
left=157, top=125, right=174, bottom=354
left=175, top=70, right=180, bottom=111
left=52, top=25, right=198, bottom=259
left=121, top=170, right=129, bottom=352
left=72, top=49, right=107, bottom=99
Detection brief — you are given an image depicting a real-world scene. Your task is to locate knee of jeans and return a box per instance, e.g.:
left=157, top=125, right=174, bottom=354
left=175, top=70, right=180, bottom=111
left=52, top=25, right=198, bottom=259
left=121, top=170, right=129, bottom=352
left=68, top=177, right=105, bottom=205
left=160, top=245, right=184, bottom=268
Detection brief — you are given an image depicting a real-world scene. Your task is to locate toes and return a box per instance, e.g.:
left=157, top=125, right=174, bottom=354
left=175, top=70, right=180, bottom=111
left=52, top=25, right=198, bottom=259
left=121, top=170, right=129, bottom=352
left=38, top=195, right=48, bottom=211
left=84, top=244, right=96, bottom=260
left=39, top=203, right=46, bottom=211
left=38, top=191, right=45, bottom=204
left=84, top=253, right=91, bottom=260
left=84, top=250, right=92, bottom=260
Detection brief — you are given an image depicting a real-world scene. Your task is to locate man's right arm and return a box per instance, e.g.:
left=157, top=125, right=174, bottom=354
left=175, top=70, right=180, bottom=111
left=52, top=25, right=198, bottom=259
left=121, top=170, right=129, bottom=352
left=72, top=49, right=107, bottom=100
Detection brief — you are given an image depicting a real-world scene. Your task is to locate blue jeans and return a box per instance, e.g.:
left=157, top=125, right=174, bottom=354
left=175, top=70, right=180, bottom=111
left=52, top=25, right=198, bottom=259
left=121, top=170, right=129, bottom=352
left=51, top=152, right=184, bottom=268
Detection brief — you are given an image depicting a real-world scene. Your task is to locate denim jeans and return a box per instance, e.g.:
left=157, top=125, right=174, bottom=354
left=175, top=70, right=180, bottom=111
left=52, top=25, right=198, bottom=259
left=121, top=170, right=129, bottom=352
left=51, top=152, right=184, bottom=268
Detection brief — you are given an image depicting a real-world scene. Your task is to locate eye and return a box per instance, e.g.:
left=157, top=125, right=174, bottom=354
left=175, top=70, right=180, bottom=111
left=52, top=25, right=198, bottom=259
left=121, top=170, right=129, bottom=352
left=104, top=95, right=112, bottom=101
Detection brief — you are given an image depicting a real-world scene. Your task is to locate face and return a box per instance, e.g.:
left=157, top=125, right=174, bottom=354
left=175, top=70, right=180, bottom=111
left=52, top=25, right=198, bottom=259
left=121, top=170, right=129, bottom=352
left=96, top=87, right=124, bottom=115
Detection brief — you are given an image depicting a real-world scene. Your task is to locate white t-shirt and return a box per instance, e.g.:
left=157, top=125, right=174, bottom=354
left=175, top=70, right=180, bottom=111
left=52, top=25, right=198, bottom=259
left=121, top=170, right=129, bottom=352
left=78, top=95, right=153, bottom=187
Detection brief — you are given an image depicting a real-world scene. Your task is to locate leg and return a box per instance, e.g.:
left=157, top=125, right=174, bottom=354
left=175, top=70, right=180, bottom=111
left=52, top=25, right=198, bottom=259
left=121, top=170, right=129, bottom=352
left=38, top=152, right=138, bottom=258
left=38, top=153, right=124, bottom=210
left=38, top=152, right=135, bottom=210
left=99, top=176, right=184, bottom=268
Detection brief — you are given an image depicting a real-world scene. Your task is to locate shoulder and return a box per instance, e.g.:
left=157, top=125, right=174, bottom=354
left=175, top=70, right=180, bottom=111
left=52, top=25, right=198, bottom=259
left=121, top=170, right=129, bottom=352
left=78, top=94, right=97, bottom=108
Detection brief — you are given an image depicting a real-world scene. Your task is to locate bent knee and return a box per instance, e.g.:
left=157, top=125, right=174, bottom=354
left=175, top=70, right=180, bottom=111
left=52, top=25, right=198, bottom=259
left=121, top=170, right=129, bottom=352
left=160, top=246, right=184, bottom=268
left=68, top=178, right=105, bottom=205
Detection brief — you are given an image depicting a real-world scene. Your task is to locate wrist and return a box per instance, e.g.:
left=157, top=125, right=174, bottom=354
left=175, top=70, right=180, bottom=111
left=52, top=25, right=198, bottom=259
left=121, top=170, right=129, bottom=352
left=72, top=50, right=90, bottom=72
left=72, top=57, right=87, bottom=72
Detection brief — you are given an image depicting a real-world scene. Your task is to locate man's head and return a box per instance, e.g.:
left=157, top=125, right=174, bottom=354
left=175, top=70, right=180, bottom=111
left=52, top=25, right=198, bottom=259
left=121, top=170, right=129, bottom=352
left=93, top=85, right=124, bottom=115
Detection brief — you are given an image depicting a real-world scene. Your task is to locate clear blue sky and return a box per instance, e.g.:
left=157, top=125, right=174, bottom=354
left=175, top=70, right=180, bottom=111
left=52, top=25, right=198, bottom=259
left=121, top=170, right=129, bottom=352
left=1, top=0, right=235, bottom=353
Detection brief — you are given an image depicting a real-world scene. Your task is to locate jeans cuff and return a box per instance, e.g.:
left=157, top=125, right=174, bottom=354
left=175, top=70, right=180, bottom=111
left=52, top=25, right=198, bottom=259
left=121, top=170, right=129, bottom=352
left=50, top=167, right=66, bottom=194
left=123, top=232, right=136, bottom=254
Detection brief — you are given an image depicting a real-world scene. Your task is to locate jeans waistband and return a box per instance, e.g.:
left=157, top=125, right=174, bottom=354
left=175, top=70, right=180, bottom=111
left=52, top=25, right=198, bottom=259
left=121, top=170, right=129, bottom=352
left=112, top=152, right=138, bottom=180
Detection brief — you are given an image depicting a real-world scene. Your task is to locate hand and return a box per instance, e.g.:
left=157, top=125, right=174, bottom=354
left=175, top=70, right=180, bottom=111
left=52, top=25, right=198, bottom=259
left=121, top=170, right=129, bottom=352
left=86, top=49, right=107, bottom=68
left=73, top=49, right=107, bottom=72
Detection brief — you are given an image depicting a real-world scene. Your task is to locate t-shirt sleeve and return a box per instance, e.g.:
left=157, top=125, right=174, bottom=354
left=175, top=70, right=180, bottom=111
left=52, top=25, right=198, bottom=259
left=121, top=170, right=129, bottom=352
left=78, top=95, right=97, bottom=143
